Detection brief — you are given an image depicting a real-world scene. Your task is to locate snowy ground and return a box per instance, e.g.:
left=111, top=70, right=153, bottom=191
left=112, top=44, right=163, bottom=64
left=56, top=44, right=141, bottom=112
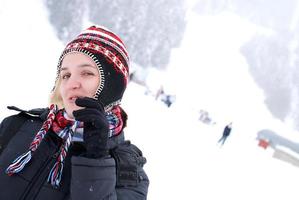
left=123, top=10, right=299, bottom=200
left=1, top=0, right=299, bottom=199
left=123, top=82, right=299, bottom=200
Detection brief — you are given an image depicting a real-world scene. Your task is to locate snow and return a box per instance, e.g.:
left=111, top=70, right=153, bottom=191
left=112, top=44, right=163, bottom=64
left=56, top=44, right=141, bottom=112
left=0, top=0, right=62, bottom=117
left=123, top=82, right=299, bottom=200
left=1, top=0, right=299, bottom=199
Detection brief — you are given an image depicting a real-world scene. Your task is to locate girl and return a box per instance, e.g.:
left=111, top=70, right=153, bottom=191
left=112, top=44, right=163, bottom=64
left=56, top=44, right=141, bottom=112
left=0, top=25, right=149, bottom=200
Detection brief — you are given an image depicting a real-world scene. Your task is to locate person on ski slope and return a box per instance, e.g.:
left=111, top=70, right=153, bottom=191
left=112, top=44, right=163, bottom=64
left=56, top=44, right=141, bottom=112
left=218, top=122, right=232, bottom=145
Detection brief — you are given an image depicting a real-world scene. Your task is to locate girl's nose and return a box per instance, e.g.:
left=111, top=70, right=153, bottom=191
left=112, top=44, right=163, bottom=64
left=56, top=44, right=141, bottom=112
left=67, top=77, right=81, bottom=90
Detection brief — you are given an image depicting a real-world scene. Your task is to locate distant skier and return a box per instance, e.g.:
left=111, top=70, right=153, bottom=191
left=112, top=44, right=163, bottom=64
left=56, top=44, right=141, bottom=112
left=218, top=122, right=232, bottom=145
left=155, top=85, right=165, bottom=100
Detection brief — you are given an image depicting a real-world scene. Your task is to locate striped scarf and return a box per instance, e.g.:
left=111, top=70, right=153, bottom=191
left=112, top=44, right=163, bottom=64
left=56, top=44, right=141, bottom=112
left=6, top=104, right=124, bottom=188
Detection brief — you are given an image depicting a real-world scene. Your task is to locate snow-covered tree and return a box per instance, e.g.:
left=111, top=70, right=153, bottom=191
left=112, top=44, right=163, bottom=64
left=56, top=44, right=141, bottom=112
left=44, top=0, right=187, bottom=69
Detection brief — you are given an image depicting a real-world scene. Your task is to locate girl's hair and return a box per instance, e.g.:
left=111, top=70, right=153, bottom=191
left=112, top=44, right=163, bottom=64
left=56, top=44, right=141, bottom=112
left=49, top=78, right=64, bottom=109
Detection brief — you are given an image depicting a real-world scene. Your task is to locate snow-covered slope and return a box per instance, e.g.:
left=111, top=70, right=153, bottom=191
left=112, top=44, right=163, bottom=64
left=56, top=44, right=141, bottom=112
left=122, top=81, right=299, bottom=200
left=122, top=10, right=299, bottom=200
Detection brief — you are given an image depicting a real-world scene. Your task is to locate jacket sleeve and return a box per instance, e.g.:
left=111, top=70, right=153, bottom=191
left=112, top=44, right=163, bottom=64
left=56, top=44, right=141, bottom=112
left=115, top=166, right=149, bottom=200
left=113, top=141, right=149, bottom=200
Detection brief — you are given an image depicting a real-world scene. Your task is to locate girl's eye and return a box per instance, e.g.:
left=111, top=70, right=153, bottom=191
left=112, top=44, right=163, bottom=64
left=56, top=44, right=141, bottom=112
left=82, top=71, right=95, bottom=76
left=61, top=73, right=71, bottom=80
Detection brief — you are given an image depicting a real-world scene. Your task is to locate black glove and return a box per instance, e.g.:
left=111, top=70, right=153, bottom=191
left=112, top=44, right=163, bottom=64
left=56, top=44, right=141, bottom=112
left=73, top=97, right=109, bottom=158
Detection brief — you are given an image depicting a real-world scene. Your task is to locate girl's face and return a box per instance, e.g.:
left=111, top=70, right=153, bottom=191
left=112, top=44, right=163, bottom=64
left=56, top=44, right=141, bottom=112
left=59, top=52, right=100, bottom=119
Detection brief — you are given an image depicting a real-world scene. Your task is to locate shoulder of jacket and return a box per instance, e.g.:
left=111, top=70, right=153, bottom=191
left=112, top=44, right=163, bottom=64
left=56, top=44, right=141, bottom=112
left=6, top=106, right=49, bottom=121
left=111, top=140, right=147, bottom=187
left=113, top=140, right=146, bottom=165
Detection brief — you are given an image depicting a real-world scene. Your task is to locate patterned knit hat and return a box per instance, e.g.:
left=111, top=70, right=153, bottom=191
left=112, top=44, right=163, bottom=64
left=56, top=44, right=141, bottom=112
left=55, top=25, right=129, bottom=109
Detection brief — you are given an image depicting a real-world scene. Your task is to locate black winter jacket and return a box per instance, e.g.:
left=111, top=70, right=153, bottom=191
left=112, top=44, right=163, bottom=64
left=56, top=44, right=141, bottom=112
left=0, top=108, right=149, bottom=200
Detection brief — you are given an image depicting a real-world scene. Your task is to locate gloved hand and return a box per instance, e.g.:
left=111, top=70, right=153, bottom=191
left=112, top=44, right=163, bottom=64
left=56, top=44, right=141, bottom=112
left=73, top=97, right=109, bottom=158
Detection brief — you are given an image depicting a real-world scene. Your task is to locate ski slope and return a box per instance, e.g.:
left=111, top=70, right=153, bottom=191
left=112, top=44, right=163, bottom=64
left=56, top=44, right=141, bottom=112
left=123, top=82, right=299, bottom=200
left=122, top=10, right=299, bottom=200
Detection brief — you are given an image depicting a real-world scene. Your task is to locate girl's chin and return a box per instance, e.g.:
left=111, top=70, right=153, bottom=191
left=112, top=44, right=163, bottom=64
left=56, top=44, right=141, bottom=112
left=65, top=105, right=83, bottom=119
left=65, top=111, right=75, bottom=119
left=65, top=108, right=76, bottom=119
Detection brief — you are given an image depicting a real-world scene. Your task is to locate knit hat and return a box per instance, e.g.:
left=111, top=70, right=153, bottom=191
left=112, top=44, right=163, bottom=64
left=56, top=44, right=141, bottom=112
left=55, top=25, right=129, bottom=110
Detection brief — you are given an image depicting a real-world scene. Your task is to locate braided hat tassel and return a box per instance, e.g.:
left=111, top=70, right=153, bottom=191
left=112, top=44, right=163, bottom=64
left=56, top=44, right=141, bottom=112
left=6, top=104, right=57, bottom=176
left=47, top=121, right=80, bottom=187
